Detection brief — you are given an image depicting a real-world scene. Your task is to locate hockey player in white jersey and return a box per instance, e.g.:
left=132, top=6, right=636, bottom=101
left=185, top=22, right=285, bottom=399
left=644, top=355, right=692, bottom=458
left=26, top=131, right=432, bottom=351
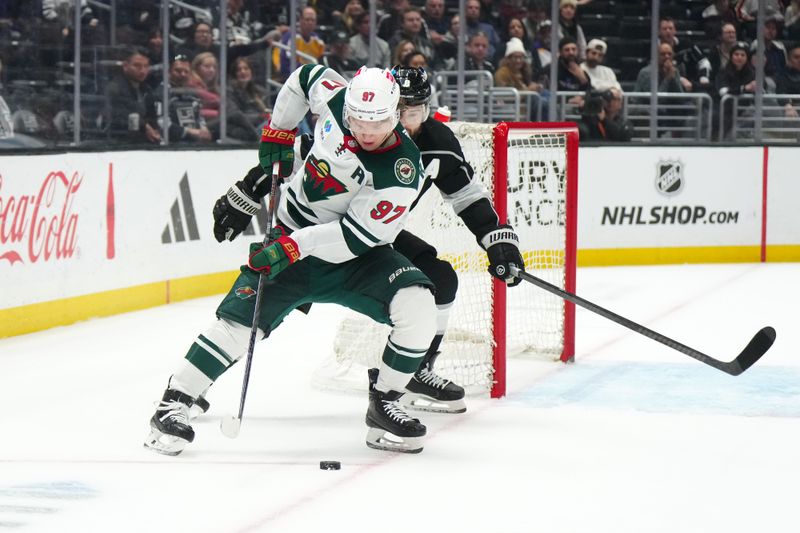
left=145, top=64, right=437, bottom=455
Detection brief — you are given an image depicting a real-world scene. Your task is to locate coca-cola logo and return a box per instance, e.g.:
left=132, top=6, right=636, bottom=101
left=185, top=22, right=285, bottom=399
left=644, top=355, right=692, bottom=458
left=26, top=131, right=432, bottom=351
left=0, top=170, right=81, bottom=265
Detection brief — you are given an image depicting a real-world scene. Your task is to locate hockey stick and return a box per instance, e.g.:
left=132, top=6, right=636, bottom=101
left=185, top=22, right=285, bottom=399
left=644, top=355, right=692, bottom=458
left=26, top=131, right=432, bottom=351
left=220, top=161, right=281, bottom=438
left=508, top=265, right=775, bottom=376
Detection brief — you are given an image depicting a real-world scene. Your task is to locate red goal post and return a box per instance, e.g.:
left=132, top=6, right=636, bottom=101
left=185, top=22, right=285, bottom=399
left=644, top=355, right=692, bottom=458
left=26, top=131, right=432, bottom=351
left=314, top=122, right=578, bottom=399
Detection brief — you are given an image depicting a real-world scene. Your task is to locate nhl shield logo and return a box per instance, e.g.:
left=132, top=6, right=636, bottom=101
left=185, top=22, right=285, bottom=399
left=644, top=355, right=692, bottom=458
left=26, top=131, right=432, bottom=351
left=655, top=159, right=684, bottom=196
left=394, top=158, right=416, bottom=184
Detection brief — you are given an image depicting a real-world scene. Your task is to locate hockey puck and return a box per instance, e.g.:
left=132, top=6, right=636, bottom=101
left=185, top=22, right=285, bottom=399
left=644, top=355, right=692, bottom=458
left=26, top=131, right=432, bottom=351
left=319, top=461, right=341, bottom=470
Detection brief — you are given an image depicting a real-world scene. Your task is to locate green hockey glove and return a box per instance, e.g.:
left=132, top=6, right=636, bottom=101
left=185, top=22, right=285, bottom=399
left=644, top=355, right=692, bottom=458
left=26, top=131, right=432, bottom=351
left=247, top=234, right=301, bottom=279
left=259, top=125, right=297, bottom=180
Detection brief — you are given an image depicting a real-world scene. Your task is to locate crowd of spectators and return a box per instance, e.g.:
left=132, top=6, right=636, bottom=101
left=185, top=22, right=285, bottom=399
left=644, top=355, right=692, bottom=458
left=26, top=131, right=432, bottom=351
left=1, top=0, right=799, bottom=148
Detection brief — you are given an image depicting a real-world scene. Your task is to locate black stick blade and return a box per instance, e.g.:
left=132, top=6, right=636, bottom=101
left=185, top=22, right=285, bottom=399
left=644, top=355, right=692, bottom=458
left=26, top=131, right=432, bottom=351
left=729, top=326, right=776, bottom=376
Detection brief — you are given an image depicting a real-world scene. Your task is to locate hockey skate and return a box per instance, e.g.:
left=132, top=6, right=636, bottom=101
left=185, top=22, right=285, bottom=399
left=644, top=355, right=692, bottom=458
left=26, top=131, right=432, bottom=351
left=189, top=394, right=210, bottom=420
left=403, top=352, right=466, bottom=414
left=365, top=368, right=426, bottom=454
left=144, top=389, right=196, bottom=456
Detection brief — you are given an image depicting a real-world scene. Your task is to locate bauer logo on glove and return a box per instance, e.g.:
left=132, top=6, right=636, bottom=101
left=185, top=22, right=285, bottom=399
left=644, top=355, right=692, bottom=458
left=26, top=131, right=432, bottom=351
left=248, top=235, right=301, bottom=279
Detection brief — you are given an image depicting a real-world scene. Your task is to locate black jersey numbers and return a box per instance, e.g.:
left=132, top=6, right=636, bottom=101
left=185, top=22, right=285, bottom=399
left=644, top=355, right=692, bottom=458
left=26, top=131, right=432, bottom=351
left=370, top=200, right=407, bottom=224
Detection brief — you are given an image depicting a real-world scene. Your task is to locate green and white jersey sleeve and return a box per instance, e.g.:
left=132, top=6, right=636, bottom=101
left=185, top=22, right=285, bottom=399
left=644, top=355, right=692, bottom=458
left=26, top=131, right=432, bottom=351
left=269, top=64, right=349, bottom=131
left=273, top=66, right=424, bottom=264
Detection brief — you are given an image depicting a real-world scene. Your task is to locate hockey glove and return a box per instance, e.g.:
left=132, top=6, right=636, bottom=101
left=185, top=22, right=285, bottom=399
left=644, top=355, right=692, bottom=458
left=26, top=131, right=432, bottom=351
left=247, top=232, right=301, bottom=279
left=213, top=182, right=260, bottom=242
left=481, top=225, right=524, bottom=287
left=259, top=124, right=297, bottom=180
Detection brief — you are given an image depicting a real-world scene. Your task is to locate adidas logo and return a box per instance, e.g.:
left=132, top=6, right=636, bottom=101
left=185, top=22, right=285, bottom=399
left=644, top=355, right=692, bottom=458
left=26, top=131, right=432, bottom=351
left=161, top=172, right=273, bottom=244
left=161, top=172, right=199, bottom=243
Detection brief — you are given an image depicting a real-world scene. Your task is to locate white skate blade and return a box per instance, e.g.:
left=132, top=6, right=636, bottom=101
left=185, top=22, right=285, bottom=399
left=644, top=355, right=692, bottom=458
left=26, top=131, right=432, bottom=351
left=402, top=393, right=466, bottom=414
left=220, top=416, right=241, bottom=439
left=365, top=427, right=424, bottom=454
left=143, top=428, right=188, bottom=456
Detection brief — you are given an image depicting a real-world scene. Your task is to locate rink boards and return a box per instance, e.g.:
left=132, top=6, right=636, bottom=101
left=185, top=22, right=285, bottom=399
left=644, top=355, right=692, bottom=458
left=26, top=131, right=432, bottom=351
left=0, top=145, right=798, bottom=337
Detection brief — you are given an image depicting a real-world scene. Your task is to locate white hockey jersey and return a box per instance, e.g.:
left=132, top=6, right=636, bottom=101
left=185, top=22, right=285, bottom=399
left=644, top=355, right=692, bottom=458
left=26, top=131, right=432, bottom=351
left=268, top=65, right=425, bottom=264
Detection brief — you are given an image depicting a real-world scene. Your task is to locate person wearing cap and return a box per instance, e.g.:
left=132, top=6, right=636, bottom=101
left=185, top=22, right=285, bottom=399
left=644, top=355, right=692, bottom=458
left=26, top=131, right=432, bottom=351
left=580, top=38, right=621, bottom=93
left=532, top=19, right=553, bottom=69
left=557, top=0, right=587, bottom=61
left=496, top=37, right=547, bottom=118
left=716, top=40, right=758, bottom=138
left=495, top=37, right=544, bottom=92
left=323, top=30, right=359, bottom=76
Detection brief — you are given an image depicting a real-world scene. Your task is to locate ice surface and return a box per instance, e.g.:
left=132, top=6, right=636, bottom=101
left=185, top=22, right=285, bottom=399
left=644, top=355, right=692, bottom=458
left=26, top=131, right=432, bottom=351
left=0, top=263, right=798, bottom=532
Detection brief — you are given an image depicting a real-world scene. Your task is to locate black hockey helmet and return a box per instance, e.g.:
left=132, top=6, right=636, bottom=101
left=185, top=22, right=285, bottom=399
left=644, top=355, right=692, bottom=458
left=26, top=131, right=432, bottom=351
left=391, top=65, right=432, bottom=107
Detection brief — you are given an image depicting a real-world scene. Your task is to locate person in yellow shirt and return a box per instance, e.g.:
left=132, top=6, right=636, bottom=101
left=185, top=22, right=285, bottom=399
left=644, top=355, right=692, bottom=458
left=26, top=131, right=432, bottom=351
left=272, top=7, right=326, bottom=79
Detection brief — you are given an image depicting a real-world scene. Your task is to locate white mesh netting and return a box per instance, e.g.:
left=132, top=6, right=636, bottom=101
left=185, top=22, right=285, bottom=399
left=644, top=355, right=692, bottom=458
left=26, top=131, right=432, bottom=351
left=312, top=122, right=572, bottom=395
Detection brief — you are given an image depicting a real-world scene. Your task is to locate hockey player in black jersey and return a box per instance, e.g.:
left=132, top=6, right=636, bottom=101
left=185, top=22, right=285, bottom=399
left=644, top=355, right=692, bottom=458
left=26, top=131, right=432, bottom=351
left=387, top=65, right=525, bottom=413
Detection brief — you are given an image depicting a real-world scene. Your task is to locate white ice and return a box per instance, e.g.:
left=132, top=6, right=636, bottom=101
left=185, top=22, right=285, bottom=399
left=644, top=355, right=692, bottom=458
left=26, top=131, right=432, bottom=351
left=1, top=263, right=798, bottom=533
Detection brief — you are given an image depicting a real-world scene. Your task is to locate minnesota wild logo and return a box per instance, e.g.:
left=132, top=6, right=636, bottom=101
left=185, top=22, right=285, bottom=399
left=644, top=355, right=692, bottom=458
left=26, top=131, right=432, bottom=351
left=394, top=158, right=416, bottom=184
left=303, top=155, right=348, bottom=201
left=235, top=286, right=256, bottom=299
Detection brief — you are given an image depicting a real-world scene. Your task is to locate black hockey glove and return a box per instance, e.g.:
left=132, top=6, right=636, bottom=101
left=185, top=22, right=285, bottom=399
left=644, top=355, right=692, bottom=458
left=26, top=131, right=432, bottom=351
left=481, top=225, right=524, bottom=287
left=212, top=181, right=260, bottom=242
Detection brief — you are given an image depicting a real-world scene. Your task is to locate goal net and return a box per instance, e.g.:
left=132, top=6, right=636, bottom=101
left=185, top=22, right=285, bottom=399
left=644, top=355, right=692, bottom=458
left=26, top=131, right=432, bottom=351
left=312, top=122, right=577, bottom=397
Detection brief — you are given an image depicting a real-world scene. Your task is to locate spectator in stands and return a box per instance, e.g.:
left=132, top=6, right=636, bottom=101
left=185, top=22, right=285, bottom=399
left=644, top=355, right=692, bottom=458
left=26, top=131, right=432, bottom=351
left=226, top=0, right=266, bottom=46
left=422, top=0, right=449, bottom=47
left=716, top=41, right=757, bottom=138
left=389, top=8, right=437, bottom=67
left=229, top=56, right=270, bottom=129
left=331, top=0, right=366, bottom=36
left=273, top=8, right=326, bottom=79
left=634, top=42, right=685, bottom=94
left=659, top=17, right=711, bottom=93
left=181, top=21, right=271, bottom=66
left=496, top=17, right=538, bottom=68
left=392, top=40, right=417, bottom=69
left=463, top=32, right=496, bottom=76
left=603, top=87, right=634, bottom=141
left=576, top=91, right=609, bottom=141
left=143, top=27, right=165, bottom=89
left=349, top=12, right=392, bottom=68
left=378, top=0, right=410, bottom=41
left=581, top=38, right=621, bottom=92
left=438, top=14, right=461, bottom=70
left=189, top=52, right=256, bottom=142
left=786, top=0, right=800, bottom=40
left=323, top=31, right=359, bottom=76
left=41, top=0, right=104, bottom=46
left=495, top=37, right=546, bottom=92
left=702, top=0, right=738, bottom=39
left=465, top=0, right=501, bottom=59
left=523, top=0, right=549, bottom=38
left=749, top=13, right=788, bottom=88
left=146, top=55, right=212, bottom=144
left=533, top=19, right=553, bottom=69
left=495, top=37, right=547, bottom=119
left=557, top=37, right=591, bottom=92
left=105, top=47, right=160, bottom=144
left=557, top=0, right=587, bottom=61
left=735, top=0, right=784, bottom=39
left=708, top=22, right=739, bottom=83
left=776, top=44, right=800, bottom=119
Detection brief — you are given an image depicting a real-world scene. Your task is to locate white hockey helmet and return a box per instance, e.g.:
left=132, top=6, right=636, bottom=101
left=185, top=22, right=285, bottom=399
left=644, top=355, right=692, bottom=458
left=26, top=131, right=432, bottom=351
left=343, top=66, right=400, bottom=134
